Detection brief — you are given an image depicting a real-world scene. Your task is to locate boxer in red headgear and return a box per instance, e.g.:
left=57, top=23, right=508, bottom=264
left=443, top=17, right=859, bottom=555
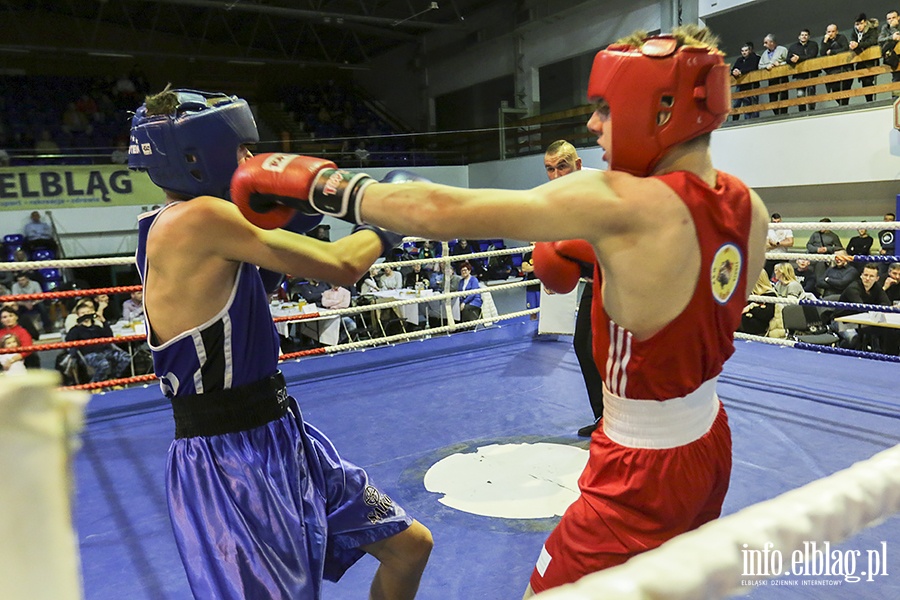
left=232, top=25, right=769, bottom=596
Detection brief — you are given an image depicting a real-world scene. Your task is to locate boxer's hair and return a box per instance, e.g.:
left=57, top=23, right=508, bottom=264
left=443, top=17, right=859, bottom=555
left=617, top=24, right=720, bottom=51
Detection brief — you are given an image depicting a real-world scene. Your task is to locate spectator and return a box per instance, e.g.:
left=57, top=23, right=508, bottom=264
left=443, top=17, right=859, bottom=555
left=357, top=267, right=381, bottom=296
left=0, top=304, right=38, bottom=368
left=850, top=13, right=880, bottom=101
left=819, top=250, right=859, bottom=298
left=765, top=212, right=793, bottom=276
left=111, top=141, right=129, bottom=164
left=731, top=42, right=761, bottom=120
left=0, top=333, right=27, bottom=374
left=833, top=264, right=891, bottom=350
left=879, top=10, right=900, bottom=91
left=807, top=217, right=843, bottom=281
left=308, top=224, right=330, bottom=242
left=294, top=279, right=329, bottom=305
left=881, top=261, right=900, bottom=304
left=321, top=282, right=357, bottom=340
left=121, top=290, right=144, bottom=322
left=457, top=262, right=482, bottom=322
left=821, top=24, right=852, bottom=106
left=773, top=262, right=806, bottom=298
left=64, top=302, right=130, bottom=383
left=22, top=210, right=57, bottom=253
left=738, top=270, right=777, bottom=336
left=846, top=225, right=874, bottom=271
left=759, top=34, right=789, bottom=115
left=64, top=297, right=104, bottom=332
left=11, top=272, right=53, bottom=333
left=34, top=129, right=59, bottom=153
left=378, top=265, right=402, bottom=290
left=404, top=263, right=431, bottom=289
left=793, top=257, right=819, bottom=296
left=787, top=29, right=819, bottom=111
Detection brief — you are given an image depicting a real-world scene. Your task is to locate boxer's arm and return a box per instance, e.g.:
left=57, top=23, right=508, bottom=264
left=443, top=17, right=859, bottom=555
left=173, top=197, right=384, bottom=287
left=359, top=169, right=628, bottom=244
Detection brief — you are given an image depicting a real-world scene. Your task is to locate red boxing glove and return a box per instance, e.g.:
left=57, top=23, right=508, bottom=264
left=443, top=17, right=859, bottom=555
left=533, top=240, right=595, bottom=294
left=231, top=153, right=336, bottom=230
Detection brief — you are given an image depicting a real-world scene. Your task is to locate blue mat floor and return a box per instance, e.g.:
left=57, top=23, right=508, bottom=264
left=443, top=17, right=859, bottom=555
left=74, top=319, right=900, bottom=599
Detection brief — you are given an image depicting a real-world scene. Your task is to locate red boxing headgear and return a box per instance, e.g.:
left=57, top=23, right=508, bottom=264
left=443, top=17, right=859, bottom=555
left=587, top=35, right=730, bottom=176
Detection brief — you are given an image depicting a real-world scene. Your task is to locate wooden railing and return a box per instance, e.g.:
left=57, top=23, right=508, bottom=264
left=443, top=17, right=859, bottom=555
left=730, top=46, right=898, bottom=115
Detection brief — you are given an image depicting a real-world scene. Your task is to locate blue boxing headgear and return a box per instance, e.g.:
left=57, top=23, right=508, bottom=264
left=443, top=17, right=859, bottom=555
left=128, top=89, right=259, bottom=199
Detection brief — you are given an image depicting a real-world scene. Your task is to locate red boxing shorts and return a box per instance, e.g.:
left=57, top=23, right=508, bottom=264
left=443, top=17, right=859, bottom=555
left=529, top=402, right=731, bottom=593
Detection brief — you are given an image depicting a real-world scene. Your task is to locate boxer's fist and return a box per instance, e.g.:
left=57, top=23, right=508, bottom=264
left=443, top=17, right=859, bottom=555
left=533, top=240, right=595, bottom=294
left=231, top=153, right=336, bottom=229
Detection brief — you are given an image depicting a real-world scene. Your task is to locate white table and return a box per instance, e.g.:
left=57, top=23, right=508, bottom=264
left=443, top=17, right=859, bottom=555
left=270, top=303, right=341, bottom=346
left=834, top=311, right=900, bottom=330
left=372, top=289, right=460, bottom=325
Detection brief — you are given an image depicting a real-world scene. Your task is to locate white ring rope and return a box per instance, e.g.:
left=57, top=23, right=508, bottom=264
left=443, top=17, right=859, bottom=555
left=534, top=442, right=900, bottom=600
left=769, top=221, right=900, bottom=231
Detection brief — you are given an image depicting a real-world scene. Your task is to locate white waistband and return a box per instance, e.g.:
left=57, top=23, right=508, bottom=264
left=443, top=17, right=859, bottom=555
left=601, top=377, right=720, bottom=449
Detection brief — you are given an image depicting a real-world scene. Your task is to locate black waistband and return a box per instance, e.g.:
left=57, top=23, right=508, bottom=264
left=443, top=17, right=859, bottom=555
left=170, top=371, right=289, bottom=439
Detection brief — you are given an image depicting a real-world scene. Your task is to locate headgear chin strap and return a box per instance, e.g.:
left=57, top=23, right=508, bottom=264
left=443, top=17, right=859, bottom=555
left=128, top=89, right=259, bottom=199
left=587, top=35, right=730, bottom=176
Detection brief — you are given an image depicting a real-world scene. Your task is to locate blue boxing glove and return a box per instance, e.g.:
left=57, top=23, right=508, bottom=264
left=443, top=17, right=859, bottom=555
left=353, top=224, right=405, bottom=259
left=350, top=170, right=429, bottom=257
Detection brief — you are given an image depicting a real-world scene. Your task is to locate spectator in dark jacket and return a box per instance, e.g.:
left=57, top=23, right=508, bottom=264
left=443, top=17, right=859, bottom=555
left=731, top=42, right=761, bottom=120
left=822, top=24, right=852, bottom=105
left=850, top=13, right=880, bottom=101
left=787, top=29, right=819, bottom=111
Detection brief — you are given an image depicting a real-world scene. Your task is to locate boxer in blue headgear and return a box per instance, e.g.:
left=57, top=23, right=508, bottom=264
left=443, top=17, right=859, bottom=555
left=130, top=86, right=431, bottom=600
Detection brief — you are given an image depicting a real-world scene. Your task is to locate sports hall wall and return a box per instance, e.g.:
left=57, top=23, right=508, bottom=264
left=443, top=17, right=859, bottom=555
left=2, top=105, right=897, bottom=259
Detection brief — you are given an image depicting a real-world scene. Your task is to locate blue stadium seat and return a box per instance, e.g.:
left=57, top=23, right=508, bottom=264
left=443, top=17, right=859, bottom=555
left=39, top=268, right=63, bottom=292
left=31, top=248, right=56, bottom=261
left=3, top=234, right=25, bottom=262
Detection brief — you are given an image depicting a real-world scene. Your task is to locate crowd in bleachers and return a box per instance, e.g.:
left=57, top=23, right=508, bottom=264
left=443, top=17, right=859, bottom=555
left=730, top=11, right=900, bottom=120
left=0, top=69, right=151, bottom=165
left=281, top=80, right=427, bottom=166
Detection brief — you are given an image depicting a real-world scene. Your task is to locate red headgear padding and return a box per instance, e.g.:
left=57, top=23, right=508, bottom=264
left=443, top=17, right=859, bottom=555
left=587, top=35, right=730, bottom=176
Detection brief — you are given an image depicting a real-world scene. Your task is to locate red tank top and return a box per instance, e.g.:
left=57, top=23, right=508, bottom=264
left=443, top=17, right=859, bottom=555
left=592, top=170, right=752, bottom=401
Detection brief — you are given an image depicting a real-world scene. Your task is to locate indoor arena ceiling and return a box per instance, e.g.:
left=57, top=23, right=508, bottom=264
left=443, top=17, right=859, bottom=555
left=2, top=0, right=500, bottom=69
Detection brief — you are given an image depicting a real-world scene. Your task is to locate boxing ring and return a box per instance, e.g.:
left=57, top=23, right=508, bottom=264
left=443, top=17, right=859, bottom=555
left=1, top=226, right=899, bottom=599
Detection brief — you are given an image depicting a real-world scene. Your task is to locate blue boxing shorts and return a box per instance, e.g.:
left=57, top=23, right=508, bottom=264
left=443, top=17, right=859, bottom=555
left=166, top=396, right=412, bottom=600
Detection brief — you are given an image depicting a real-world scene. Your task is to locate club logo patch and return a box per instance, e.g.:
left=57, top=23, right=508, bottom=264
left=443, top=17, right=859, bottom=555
left=364, top=485, right=395, bottom=524
left=710, top=243, right=742, bottom=304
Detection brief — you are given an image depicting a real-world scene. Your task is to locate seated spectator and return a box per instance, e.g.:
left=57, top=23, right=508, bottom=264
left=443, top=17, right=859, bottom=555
left=485, top=246, right=515, bottom=281
left=404, top=263, right=431, bottom=289
left=110, top=141, right=129, bottom=164
left=378, top=265, right=402, bottom=291
left=819, top=250, right=859, bottom=298
left=807, top=218, right=843, bottom=281
left=450, top=239, right=476, bottom=272
left=878, top=213, right=896, bottom=273
left=793, top=257, right=819, bottom=296
left=0, top=332, right=27, bottom=374
left=121, top=290, right=144, bottom=322
left=357, top=267, right=381, bottom=297
left=22, top=211, right=57, bottom=252
left=0, top=306, right=35, bottom=368
left=11, top=271, right=53, bottom=333
left=738, top=270, right=778, bottom=336
left=457, top=262, right=483, bottom=322
left=64, top=297, right=108, bottom=332
left=294, top=279, right=329, bottom=305
left=320, top=283, right=357, bottom=340
left=773, top=262, right=806, bottom=298
left=833, top=264, right=892, bottom=350
left=65, top=303, right=130, bottom=383
left=881, top=261, right=900, bottom=304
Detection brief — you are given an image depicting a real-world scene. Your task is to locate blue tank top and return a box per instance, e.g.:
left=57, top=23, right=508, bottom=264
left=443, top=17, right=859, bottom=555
left=136, top=204, right=281, bottom=398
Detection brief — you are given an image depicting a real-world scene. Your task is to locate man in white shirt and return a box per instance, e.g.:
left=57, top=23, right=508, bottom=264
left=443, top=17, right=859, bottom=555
left=765, top=212, right=793, bottom=277
left=379, top=265, right=402, bottom=290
